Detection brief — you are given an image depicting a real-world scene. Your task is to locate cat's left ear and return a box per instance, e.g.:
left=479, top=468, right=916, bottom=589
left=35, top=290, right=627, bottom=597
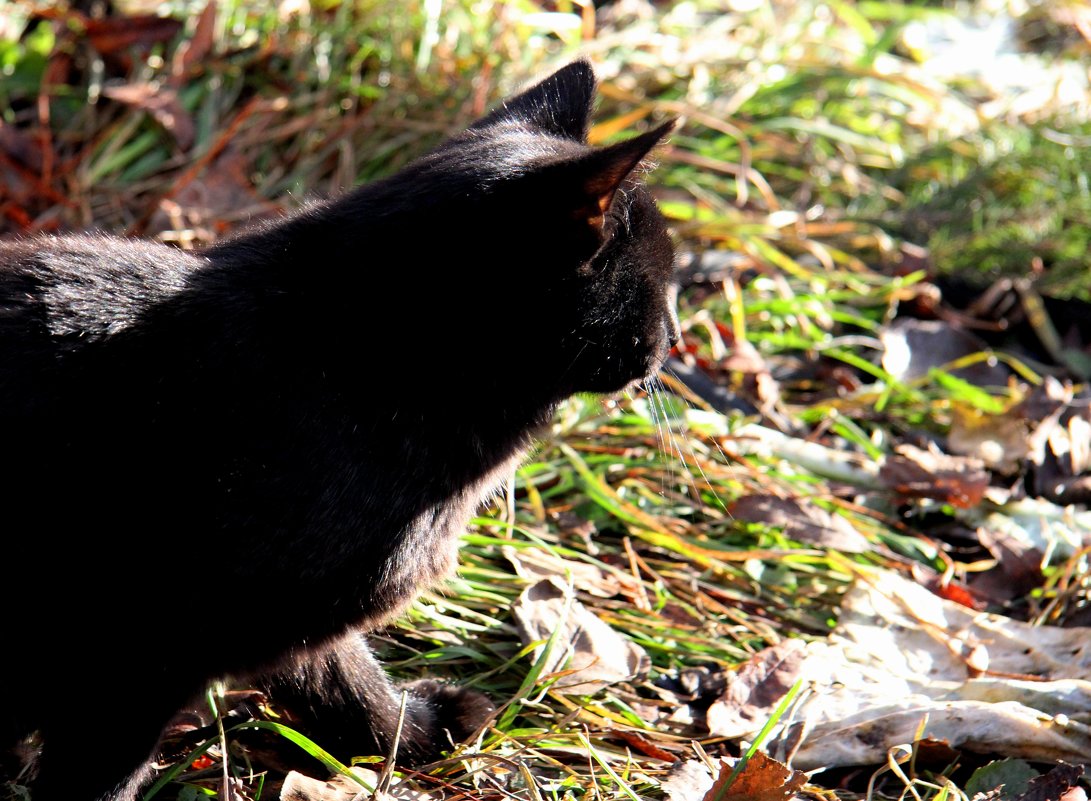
left=471, top=60, right=596, bottom=141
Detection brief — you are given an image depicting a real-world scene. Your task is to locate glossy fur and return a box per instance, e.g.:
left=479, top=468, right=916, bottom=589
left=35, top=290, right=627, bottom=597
left=0, top=61, right=676, bottom=800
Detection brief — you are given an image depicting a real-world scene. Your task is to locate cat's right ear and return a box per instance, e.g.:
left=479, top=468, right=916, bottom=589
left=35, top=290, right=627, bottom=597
left=470, top=60, right=596, bottom=142
left=554, top=120, right=676, bottom=234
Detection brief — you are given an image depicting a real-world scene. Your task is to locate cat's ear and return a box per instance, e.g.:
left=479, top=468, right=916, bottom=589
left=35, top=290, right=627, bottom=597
left=471, top=60, right=596, bottom=141
left=561, top=120, right=676, bottom=232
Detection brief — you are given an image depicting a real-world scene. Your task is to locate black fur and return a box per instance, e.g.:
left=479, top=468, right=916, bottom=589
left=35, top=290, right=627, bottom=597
left=0, top=60, right=676, bottom=800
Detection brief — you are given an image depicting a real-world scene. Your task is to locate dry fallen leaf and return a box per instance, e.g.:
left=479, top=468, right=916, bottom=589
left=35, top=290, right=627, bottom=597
left=729, top=495, right=870, bottom=553
left=709, top=570, right=1091, bottom=769
left=84, top=14, right=184, bottom=56
left=703, top=752, right=807, bottom=801
left=511, top=576, right=648, bottom=694
left=281, top=770, right=368, bottom=801
left=972, top=524, right=1046, bottom=602
left=662, top=753, right=807, bottom=801
left=502, top=545, right=628, bottom=598
left=879, top=442, right=990, bottom=508
left=880, top=318, right=1011, bottom=386
left=948, top=404, right=1029, bottom=473
left=707, top=639, right=807, bottom=739
left=280, top=767, right=433, bottom=801
left=172, top=0, right=217, bottom=77
left=965, top=496, right=1090, bottom=562
left=1015, top=764, right=1087, bottom=801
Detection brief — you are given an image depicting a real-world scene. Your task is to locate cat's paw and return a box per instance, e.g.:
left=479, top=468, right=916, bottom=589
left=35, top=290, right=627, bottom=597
left=399, top=680, right=494, bottom=762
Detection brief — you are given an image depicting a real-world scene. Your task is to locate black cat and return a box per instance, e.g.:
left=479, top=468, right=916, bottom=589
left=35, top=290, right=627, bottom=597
left=0, top=60, right=677, bottom=800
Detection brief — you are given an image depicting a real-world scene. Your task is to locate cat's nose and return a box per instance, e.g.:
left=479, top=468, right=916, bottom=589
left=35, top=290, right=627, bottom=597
left=664, top=284, right=681, bottom=349
left=665, top=318, right=680, bottom=350
left=664, top=303, right=681, bottom=350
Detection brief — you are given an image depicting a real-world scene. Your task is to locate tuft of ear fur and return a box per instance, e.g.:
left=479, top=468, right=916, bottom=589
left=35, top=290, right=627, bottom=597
left=472, top=60, right=597, bottom=141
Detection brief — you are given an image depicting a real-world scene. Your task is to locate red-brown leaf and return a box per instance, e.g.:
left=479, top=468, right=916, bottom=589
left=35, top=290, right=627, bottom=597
left=703, top=753, right=807, bottom=801
left=84, top=15, right=183, bottom=55
left=173, top=1, right=217, bottom=77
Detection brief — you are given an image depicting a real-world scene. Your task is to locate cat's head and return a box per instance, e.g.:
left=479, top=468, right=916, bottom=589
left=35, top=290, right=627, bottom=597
left=453, top=61, right=678, bottom=396
left=314, top=61, right=677, bottom=401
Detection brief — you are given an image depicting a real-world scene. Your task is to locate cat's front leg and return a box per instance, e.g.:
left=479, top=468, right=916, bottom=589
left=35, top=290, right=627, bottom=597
left=260, top=630, right=494, bottom=765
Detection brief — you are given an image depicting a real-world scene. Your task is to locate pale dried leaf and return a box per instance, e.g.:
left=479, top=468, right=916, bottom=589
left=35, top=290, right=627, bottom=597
left=661, top=760, right=715, bottom=801
left=280, top=768, right=433, bottom=801
left=501, top=545, right=625, bottom=598
left=948, top=406, right=1029, bottom=473
left=281, top=768, right=376, bottom=801
left=717, top=571, right=1091, bottom=769
left=880, top=319, right=1009, bottom=385
left=965, top=497, right=1090, bottom=561
left=511, top=576, right=648, bottom=694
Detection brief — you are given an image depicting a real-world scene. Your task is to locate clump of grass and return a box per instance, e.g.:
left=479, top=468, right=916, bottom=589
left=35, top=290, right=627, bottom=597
left=889, top=120, right=1091, bottom=300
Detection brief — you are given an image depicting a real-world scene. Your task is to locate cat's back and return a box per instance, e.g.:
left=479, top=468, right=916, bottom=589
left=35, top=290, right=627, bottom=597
left=0, top=234, right=201, bottom=346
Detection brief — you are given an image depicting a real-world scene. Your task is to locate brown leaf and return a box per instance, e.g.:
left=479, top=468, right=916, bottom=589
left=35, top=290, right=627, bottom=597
left=103, top=82, right=195, bottom=150
left=948, top=405, right=1029, bottom=473
left=84, top=15, right=183, bottom=55
left=729, top=495, right=870, bottom=552
left=972, top=525, right=1045, bottom=602
left=879, top=442, right=990, bottom=508
left=702, top=753, right=806, bottom=801
left=147, top=147, right=278, bottom=242
left=172, top=1, right=217, bottom=77
left=707, top=639, right=806, bottom=739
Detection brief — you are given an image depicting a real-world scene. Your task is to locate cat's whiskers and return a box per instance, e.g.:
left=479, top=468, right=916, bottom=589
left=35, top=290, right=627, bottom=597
left=640, top=377, right=672, bottom=500
left=642, top=375, right=679, bottom=495
left=660, top=366, right=730, bottom=515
